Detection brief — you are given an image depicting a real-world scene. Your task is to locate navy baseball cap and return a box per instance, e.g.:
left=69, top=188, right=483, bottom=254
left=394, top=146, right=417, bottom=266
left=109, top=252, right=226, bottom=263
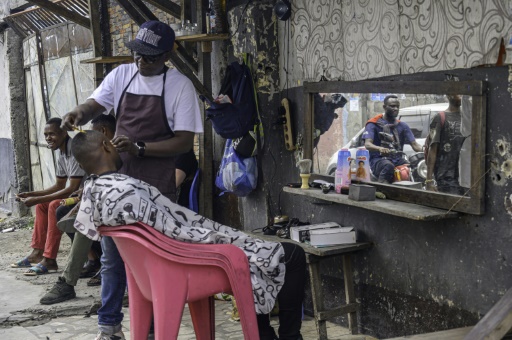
left=126, top=21, right=175, bottom=55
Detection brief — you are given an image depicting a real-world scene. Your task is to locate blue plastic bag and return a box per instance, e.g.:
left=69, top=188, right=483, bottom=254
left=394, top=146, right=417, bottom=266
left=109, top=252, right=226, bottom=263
left=215, top=139, right=257, bottom=197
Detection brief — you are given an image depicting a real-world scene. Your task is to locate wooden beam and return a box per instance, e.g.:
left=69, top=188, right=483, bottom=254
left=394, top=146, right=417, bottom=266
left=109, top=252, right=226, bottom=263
left=175, top=42, right=199, bottom=72
left=115, top=0, right=146, bottom=25
left=463, top=287, right=512, bottom=340
left=3, top=17, right=29, bottom=38
left=87, top=0, right=104, bottom=87
left=24, top=0, right=90, bottom=28
left=124, top=0, right=159, bottom=22
left=144, top=0, right=181, bottom=19
left=169, top=51, right=212, bottom=101
left=196, top=0, right=213, bottom=218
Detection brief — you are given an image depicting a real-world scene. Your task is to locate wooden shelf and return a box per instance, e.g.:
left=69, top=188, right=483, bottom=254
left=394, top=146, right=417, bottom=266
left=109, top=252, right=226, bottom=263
left=283, top=187, right=459, bottom=221
left=175, top=33, right=229, bottom=42
left=80, top=56, right=133, bottom=64
left=80, top=34, right=229, bottom=63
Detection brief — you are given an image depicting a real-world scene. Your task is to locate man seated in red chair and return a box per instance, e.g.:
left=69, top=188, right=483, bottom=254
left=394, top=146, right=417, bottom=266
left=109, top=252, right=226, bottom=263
left=70, top=130, right=306, bottom=340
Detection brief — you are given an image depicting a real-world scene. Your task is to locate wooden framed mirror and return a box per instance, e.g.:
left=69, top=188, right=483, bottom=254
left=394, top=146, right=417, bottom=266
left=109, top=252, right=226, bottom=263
left=303, top=80, right=487, bottom=215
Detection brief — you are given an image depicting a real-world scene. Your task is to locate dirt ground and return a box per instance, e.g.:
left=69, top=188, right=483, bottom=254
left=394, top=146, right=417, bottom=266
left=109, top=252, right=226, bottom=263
left=0, top=215, right=102, bottom=328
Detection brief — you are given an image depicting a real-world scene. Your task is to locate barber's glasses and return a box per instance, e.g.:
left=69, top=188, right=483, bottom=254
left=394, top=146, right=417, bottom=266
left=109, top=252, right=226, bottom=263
left=133, top=52, right=165, bottom=64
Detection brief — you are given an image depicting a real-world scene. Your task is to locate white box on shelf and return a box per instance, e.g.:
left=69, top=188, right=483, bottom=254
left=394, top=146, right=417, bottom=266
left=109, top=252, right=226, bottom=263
left=308, top=227, right=356, bottom=247
left=290, top=222, right=341, bottom=243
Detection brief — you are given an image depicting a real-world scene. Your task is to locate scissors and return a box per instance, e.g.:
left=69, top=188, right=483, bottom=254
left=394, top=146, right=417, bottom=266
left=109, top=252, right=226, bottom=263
left=105, top=190, right=136, bottom=215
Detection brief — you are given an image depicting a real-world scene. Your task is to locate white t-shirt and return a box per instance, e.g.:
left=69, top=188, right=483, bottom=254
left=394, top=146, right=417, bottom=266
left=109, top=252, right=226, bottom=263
left=89, top=64, right=203, bottom=133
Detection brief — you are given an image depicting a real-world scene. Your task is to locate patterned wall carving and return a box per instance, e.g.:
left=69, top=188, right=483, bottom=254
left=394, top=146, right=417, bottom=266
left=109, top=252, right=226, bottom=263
left=291, top=0, right=512, bottom=81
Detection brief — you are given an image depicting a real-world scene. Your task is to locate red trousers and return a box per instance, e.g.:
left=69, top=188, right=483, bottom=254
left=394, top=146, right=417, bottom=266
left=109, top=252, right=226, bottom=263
left=30, top=199, right=63, bottom=260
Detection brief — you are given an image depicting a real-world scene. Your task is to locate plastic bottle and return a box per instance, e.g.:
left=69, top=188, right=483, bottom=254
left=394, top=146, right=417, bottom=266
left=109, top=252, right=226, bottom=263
left=334, top=149, right=351, bottom=193
left=355, top=147, right=371, bottom=182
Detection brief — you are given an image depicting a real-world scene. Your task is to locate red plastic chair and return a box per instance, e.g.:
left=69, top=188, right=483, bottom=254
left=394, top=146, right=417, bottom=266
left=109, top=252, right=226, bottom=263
left=99, top=223, right=259, bottom=340
left=98, top=223, right=259, bottom=340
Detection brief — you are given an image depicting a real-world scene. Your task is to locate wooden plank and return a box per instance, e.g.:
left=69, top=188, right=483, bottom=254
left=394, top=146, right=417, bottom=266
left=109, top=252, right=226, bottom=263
left=303, top=80, right=485, bottom=96
left=3, top=17, right=29, bottom=38
left=175, top=42, right=199, bottom=73
left=176, top=33, right=230, bottom=42
left=308, top=259, right=328, bottom=340
left=386, top=327, right=473, bottom=339
left=80, top=56, right=133, bottom=64
left=144, top=0, right=181, bottom=18
left=24, top=0, right=90, bottom=28
left=125, top=0, right=159, bottom=22
left=343, top=255, right=358, bottom=334
left=86, top=0, right=104, bottom=87
left=469, top=94, right=486, bottom=215
left=169, top=51, right=213, bottom=101
left=283, top=186, right=460, bottom=221
left=463, top=287, right=512, bottom=340
left=196, top=0, right=213, bottom=218
left=316, top=303, right=359, bottom=320
left=115, top=0, right=147, bottom=25
left=248, top=232, right=371, bottom=258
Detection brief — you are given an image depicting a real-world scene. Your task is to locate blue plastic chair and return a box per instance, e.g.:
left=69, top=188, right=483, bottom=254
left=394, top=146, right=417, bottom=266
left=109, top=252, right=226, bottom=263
left=188, top=168, right=201, bottom=213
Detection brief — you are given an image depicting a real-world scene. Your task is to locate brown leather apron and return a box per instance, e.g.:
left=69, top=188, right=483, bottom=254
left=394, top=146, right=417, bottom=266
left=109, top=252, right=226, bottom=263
left=116, top=67, right=176, bottom=202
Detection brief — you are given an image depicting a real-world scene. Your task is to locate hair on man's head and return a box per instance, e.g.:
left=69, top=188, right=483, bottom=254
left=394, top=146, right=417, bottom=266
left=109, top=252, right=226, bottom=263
left=91, top=114, right=116, bottom=134
left=71, top=130, right=105, bottom=165
left=383, top=95, right=398, bottom=105
left=46, top=117, right=63, bottom=128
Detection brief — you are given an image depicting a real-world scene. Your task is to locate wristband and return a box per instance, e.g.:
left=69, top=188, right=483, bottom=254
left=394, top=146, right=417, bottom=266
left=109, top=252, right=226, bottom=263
left=425, top=179, right=436, bottom=185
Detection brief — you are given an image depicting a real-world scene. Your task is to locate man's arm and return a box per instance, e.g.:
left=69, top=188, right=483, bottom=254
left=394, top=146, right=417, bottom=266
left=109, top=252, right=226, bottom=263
left=425, top=143, right=439, bottom=192
left=410, top=140, right=423, bottom=152
left=364, top=139, right=391, bottom=156
left=20, top=177, right=83, bottom=207
left=112, top=131, right=195, bottom=158
left=61, top=99, right=106, bottom=131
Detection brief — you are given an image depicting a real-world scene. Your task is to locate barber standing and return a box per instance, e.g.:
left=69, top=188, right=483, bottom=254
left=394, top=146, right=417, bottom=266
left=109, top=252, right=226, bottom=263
left=61, top=21, right=203, bottom=340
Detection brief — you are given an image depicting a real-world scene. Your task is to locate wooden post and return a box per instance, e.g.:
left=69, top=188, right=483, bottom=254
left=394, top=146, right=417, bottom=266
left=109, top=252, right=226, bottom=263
left=196, top=0, right=213, bottom=218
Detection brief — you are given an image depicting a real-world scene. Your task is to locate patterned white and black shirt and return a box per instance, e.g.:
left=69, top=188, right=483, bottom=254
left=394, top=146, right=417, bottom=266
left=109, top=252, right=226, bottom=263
left=74, top=173, right=285, bottom=314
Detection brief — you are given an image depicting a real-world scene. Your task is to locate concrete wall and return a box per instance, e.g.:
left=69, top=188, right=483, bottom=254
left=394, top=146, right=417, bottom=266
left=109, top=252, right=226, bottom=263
left=226, top=0, right=512, bottom=338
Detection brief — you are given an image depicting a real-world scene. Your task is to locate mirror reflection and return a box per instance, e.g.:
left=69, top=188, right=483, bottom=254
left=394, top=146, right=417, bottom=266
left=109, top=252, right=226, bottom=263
left=312, top=92, right=472, bottom=196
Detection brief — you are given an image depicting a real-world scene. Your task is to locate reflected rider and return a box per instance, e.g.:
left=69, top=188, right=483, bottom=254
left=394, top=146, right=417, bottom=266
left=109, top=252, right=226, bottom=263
left=363, top=95, right=423, bottom=183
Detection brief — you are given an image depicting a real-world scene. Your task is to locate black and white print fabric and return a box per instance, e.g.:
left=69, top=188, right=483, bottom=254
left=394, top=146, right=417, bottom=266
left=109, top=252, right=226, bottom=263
left=74, top=173, right=285, bottom=314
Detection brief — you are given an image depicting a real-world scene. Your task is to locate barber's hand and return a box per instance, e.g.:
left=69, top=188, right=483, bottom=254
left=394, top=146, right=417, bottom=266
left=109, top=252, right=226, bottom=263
left=112, top=135, right=137, bottom=156
left=61, top=109, right=84, bottom=131
left=379, top=147, right=391, bottom=156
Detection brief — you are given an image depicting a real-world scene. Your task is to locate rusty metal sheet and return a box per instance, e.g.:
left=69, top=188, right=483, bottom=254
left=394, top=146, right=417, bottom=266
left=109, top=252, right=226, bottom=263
left=68, top=23, right=93, bottom=54
left=45, top=57, right=78, bottom=118
left=71, top=51, right=95, bottom=104
left=41, top=24, right=71, bottom=61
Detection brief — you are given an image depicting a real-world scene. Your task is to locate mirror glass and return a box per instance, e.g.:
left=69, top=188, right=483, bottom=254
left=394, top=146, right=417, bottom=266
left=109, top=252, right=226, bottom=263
left=312, top=92, right=473, bottom=197
left=303, top=80, right=486, bottom=215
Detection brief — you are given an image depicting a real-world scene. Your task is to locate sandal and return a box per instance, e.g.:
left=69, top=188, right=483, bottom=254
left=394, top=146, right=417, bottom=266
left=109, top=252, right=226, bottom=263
left=87, top=270, right=102, bottom=286
left=80, top=260, right=101, bottom=278
left=24, top=263, right=58, bottom=276
left=10, top=257, right=37, bottom=268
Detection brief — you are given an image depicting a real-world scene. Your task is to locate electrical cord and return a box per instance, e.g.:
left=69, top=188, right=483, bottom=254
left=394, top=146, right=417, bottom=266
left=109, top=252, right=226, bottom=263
left=230, top=0, right=251, bottom=38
